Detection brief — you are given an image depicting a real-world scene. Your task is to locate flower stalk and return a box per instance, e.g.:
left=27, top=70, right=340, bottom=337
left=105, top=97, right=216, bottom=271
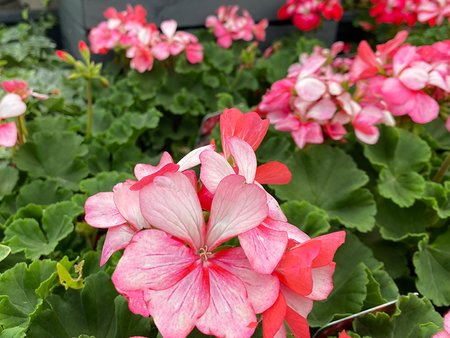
left=16, top=114, right=27, bottom=145
left=433, top=152, right=450, bottom=183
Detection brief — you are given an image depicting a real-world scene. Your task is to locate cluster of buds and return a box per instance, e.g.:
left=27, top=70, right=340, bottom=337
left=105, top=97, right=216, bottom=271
left=0, top=80, right=47, bottom=147
left=205, top=5, right=268, bottom=48
left=369, top=0, right=450, bottom=27
left=84, top=108, right=345, bottom=338
left=277, top=0, right=343, bottom=31
left=258, top=31, right=450, bottom=148
left=89, top=4, right=203, bottom=73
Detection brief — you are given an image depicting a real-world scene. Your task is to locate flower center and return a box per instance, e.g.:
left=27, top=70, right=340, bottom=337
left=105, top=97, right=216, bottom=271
left=198, top=246, right=212, bottom=262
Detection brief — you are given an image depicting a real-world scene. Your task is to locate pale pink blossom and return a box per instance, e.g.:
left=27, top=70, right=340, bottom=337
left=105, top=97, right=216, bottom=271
left=433, top=311, right=450, bottom=338
left=112, top=173, right=276, bottom=337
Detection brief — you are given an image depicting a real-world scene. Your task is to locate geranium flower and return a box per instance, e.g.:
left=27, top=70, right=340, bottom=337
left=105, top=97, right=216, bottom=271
left=0, top=93, right=26, bottom=147
left=112, top=173, right=279, bottom=337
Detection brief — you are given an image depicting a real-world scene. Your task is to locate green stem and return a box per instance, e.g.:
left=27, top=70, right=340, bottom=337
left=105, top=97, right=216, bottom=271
left=86, top=79, right=93, bottom=138
left=17, top=114, right=27, bottom=145
left=433, top=152, right=450, bottom=183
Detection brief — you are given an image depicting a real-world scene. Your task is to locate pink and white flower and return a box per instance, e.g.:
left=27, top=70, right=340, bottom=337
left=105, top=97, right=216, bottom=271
left=0, top=93, right=26, bottom=147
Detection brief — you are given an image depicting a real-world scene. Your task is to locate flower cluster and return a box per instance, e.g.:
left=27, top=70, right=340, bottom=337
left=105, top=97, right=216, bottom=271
left=205, top=5, right=268, bottom=48
left=89, top=5, right=203, bottom=73
left=84, top=108, right=345, bottom=337
left=369, top=0, right=450, bottom=26
left=0, top=80, right=47, bottom=147
left=277, top=0, right=343, bottom=31
left=258, top=31, right=450, bottom=148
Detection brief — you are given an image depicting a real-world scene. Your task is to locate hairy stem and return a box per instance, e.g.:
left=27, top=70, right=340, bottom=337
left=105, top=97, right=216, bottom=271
left=86, top=79, right=93, bottom=138
left=433, top=152, right=450, bottom=183
left=17, top=114, right=27, bottom=145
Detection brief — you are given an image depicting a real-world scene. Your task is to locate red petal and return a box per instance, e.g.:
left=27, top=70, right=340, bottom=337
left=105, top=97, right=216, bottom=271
left=263, top=292, right=287, bottom=338
left=255, top=162, right=292, bottom=185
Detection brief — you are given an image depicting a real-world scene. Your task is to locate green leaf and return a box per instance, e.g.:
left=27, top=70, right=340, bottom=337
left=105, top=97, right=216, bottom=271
left=414, top=229, right=450, bottom=306
left=0, top=245, right=10, bottom=263
left=168, top=88, right=205, bottom=116
left=376, top=199, right=437, bottom=241
left=272, top=146, right=376, bottom=232
left=421, top=181, right=450, bottom=219
left=354, top=294, right=442, bottom=338
left=79, top=171, right=133, bottom=196
left=14, top=131, right=89, bottom=186
left=423, top=116, right=450, bottom=150
left=256, top=134, right=291, bottom=163
left=204, top=42, right=235, bottom=74
left=280, top=200, right=330, bottom=237
left=364, top=127, right=431, bottom=207
left=28, top=272, right=153, bottom=338
left=0, top=260, right=56, bottom=330
left=5, top=201, right=83, bottom=260
left=57, top=260, right=84, bottom=290
left=216, top=93, right=234, bottom=110
left=16, top=179, right=73, bottom=208
left=103, top=109, right=161, bottom=145
left=0, top=166, right=18, bottom=200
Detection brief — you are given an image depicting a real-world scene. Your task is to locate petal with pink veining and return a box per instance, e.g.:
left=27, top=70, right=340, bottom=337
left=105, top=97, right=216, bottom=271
left=206, top=175, right=268, bottom=249
left=196, top=264, right=257, bottom=338
left=239, top=224, right=288, bottom=274
left=264, top=219, right=310, bottom=244
left=84, top=192, right=126, bottom=228
left=140, top=172, right=205, bottom=250
left=134, top=152, right=173, bottom=180
left=177, top=144, right=215, bottom=171
left=100, top=224, right=135, bottom=266
left=308, top=263, right=336, bottom=300
left=112, top=229, right=198, bottom=291
left=160, top=20, right=177, bottom=38
left=199, top=149, right=234, bottom=193
left=213, top=247, right=280, bottom=313
left=146, top=263, right=210, bottom=338
left=227, top=136, right=257, bottom=183
left=113, top=180, right=149, bottom=230
left=0, top=122, right=18, bottom=147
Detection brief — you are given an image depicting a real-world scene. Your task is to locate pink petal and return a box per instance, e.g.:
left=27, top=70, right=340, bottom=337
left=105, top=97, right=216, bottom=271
left=196, top=264, right=257, bottom=338
left=239, top=224, right=288, bottom=274
left=299, top=55, right=327, bottom=78
left=227, top=136, right=257, bottom=183
left=382, top=78, right=413, bottom=107
left=0, top=122, right=17, bottom=147
left=112, top=229, right=198, bottom=291
left=262, top=292, right=287, bottom=338
left=291, top=122, right=324, bottom=149
left=444, top=311, right=450, bottom=333
left=0, top=93, right=26, bottom=118
left=118, top=289, right=151, bottom=317
left=199, top=149, right=234, bottom=194
left=160, top=20, right=177, bottom=38
left=265, top=193, right=288, bottom=222
left=178, top=144, right=214, bottom=171
left=213, top=247, right=280, bottom=313
left=206, top=175, right=268, bottom=249
left=409, top=92, right=440, bottom=124
left=100, top=225, right=135, bottom=266
left=295, top=78, right=327, bottom=102
left=146, top=264, right=210, bottom=337
left=281, top=285, right=314, bottom=318
left=307, top=98, right=337, bottom=121
left=84, top=192, right=126, bottom=228
left=285, top=306, right=310, bottom=338
left=399, top=67, right=429, bottom=90
left=275, top=241, right=321, bottom=296
left=264, top=219, right=311, bottom=244
left=134, top=152, right=174, bottom=180
left=308, top=263, right=336, bottom=300
left=151, top=43, right=170, bottom=61
left=131, top=163, right=180, bottom=191
left=310, top=231, right=346, bottom=267
left=186, top=43, right=203, bottom=63
left=113, top=180, right=149, bottom=230
left=139, top=172, right=205, bottom=250
left=393, top=45, right=417, bottom=75
left=255, top=162, right=292, bottom=185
